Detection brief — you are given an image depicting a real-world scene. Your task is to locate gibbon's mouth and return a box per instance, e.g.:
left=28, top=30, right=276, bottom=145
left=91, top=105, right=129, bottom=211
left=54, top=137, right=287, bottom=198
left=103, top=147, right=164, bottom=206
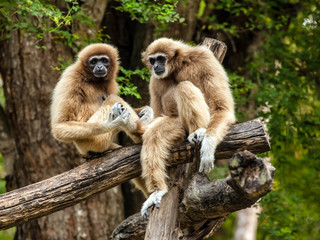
left=155, top=70, right=165, bottom=76
left=94, top=71, right=107, bottom=78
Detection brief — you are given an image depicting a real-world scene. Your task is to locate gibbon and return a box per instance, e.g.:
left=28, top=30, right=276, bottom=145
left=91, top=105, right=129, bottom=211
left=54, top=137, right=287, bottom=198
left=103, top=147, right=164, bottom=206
left=50, top=43, right=153, bottom=195
left=140, top=38, right=236, bottom=217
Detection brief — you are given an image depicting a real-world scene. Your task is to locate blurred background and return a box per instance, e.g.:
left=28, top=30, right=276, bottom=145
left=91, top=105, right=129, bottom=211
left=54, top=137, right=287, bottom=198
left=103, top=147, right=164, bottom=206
left=0, top=0, right=319, bottom=239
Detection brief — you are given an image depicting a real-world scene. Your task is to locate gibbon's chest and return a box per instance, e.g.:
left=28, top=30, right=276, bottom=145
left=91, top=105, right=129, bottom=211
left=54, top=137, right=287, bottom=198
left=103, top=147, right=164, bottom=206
left=160, top=83, right=178, bottom=117
left=76, top=88, right=108, bottom=122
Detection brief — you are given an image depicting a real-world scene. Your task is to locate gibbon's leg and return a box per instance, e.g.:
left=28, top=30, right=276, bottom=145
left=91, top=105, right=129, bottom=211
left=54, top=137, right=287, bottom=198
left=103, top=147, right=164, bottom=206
left=140, top=116, right=186, bottom=217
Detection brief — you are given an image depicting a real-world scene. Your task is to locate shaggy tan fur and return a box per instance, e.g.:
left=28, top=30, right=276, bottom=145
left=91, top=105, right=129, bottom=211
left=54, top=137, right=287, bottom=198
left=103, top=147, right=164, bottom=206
left=50, top=43, right=148, bottom=195
left=141, top=38, right=236, bottom=193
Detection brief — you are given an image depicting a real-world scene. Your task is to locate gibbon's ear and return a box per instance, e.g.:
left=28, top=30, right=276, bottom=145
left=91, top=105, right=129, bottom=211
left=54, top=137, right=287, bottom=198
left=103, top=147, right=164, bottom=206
left=170, top=48, right=186, bottom=64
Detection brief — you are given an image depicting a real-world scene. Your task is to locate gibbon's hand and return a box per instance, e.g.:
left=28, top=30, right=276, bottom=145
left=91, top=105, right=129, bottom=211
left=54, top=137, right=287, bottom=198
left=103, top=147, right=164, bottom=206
left=188, top=129, right=217, bottom=173
left=199, top=135, right=217, bottom=173
left=111, top=102, right=126, bottom=119
left=138, top=106, right=154, bottom=125
left=141, top=190, right=167, bottom=218
left=102, top=104, right=130, bottom=131
left=188, top=128, right=207, bottom=144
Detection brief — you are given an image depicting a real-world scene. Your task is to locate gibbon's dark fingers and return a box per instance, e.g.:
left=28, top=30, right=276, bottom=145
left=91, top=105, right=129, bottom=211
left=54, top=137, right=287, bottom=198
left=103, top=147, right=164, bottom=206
left=102, top=107, right=130, bottom=131
left=187, top=128, right=207, bottom=144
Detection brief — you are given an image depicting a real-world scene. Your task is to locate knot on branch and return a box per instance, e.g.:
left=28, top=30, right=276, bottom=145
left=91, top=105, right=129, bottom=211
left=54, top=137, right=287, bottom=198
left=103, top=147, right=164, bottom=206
left=229, top=150, right=275, bottom=199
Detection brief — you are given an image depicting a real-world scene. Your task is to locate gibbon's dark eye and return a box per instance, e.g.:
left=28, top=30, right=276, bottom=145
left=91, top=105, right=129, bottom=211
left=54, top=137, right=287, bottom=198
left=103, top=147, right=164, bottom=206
left=149, top=57, right=155, bottom=65
left=157, top=55, right=166, bottom=63
left=90, top=58, right=98, bottom=65
left=101, top=57, right=109, bottom=64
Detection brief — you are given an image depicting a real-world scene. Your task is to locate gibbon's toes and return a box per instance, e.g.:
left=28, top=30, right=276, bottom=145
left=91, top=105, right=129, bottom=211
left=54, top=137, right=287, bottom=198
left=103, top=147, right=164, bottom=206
left=188, top=128, right=207, bottom=144
left=140, top=190, right=168, bottom=218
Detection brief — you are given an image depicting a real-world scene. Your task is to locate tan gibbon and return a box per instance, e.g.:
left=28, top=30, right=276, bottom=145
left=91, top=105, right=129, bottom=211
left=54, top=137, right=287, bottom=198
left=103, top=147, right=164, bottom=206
left=50, top=43, right=153, bottom=195
left=139, top=38, right=236, bottom=217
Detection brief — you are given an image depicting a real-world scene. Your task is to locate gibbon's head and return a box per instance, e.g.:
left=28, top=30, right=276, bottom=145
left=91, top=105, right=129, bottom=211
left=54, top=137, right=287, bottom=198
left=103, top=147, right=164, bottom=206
left=77, top=43, right=119, bottom=81
left=142, top=38, right=186, bottom=79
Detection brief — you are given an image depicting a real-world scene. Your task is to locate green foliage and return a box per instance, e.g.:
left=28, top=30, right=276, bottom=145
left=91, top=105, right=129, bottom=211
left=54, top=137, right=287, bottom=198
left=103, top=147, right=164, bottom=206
left=50, top=57, right=73, bottom=73
left=0, top=0, right=97, bottom=51
left=117, top=67, right=150, bottom=98
left=0, top=1, right=144, bottom=99
left=0, top=227, right=15, bottom=240
left=0, top=86, right=5, bottom=108
left=114, top=0, right=184, bottom=24
left=252, top=3, right=320, bottom=238
left=114, top=0, right=184, bottom=35
left=202, top=0, right=291, bottom=37
left=228, top=72, right=256, bottom=120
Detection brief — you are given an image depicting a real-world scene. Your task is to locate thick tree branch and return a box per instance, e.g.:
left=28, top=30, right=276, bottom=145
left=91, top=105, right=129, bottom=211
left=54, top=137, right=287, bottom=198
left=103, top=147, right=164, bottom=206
left=0, top=119, right=269, bottom=230
left=111, top=151, right=275, bottom=240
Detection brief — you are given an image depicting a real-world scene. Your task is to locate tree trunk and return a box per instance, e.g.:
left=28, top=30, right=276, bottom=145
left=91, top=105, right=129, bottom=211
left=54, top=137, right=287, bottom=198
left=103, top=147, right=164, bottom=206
left=234, top=207, right=261, bottom=240
left=0, top=29, right=124, bottom=240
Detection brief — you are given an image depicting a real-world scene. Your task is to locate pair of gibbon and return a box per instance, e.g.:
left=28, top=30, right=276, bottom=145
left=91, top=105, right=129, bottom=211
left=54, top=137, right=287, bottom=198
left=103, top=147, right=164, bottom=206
left=50, top=38, right=235, bottom=218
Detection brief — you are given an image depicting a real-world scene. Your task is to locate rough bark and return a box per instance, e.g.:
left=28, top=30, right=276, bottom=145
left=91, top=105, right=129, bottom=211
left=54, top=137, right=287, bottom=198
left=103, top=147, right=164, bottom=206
left=111, top=151, right=275, bottom=240
left=0, top=2, right=124, bottom=238
left=0, top=119, right=269, bottom=231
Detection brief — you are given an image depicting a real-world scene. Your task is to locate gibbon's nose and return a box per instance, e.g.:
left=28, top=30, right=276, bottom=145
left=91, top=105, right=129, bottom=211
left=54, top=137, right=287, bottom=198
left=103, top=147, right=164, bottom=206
left=97, top=65, right=103, bottom=70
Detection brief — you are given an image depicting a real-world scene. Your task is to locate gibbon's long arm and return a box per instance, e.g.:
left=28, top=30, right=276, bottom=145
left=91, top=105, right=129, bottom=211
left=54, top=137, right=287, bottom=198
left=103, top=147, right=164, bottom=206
left=52, top=107, right=130, bottom=143
left=176, top=81, right=210, bottom=134
left=52, top=121, right=108, bottom=143
left=51, top=121, right=115, bottom=143
left=187, top=73, right=235, bottom=173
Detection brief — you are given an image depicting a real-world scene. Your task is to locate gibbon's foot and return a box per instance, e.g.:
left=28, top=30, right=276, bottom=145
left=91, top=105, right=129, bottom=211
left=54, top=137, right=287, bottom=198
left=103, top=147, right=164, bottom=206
left=188, top=128, right=207, bottom=144
left=141, top=190, right=168, bottom=218
left=102, top=104, right=130, bottom=131
left=138, top=106, right=154, bottom=124
left=110, top=102, right=126, bottom=119
left=199, top=135, right=217, bottom=173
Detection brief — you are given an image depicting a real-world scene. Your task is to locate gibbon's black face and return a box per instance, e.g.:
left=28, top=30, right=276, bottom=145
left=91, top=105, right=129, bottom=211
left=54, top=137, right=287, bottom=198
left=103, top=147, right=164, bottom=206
left=148, top=54, right=167, bottom=77
left=89, top=55, right=110, bottom=78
